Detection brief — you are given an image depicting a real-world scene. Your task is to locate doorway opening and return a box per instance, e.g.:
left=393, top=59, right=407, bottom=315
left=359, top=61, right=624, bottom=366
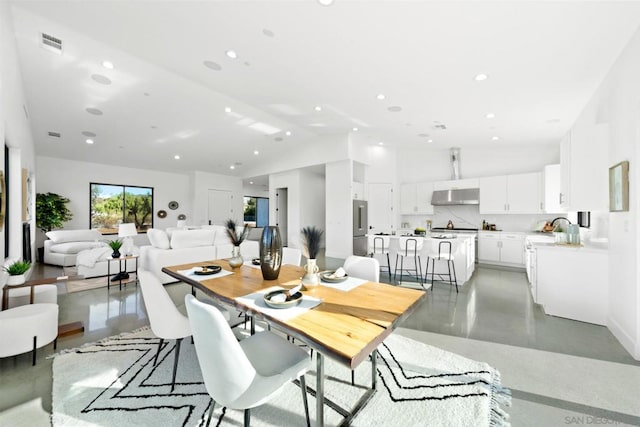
left=276, top=188, right=288, bottom=246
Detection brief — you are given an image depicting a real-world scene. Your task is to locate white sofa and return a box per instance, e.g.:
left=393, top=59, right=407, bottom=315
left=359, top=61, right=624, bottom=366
left=44, top=229, right=104, bottom=267
left=140, top=226, right=260, bottom=284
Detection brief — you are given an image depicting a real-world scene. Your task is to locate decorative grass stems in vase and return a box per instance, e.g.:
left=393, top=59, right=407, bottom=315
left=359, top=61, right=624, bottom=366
left=301, top=226, right=324, bottom=287
left=226, top=219, right=249, bottom=268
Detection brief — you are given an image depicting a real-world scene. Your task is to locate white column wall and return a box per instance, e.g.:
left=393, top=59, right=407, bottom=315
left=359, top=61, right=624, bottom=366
left=325, top=160, right=352, bottom=259
left=299, top=168, right=326, bottom=247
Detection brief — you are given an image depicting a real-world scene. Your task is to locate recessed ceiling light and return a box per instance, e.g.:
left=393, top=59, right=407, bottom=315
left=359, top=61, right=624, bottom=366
left=486, top=113, right=495, bottom=119
left=285, top=131, right=292, bottom=136
left=474, top=73, right=488, bottom=81
left=352, top=127, right=359, bottom=132
left=174, top=155, right=180, bottom=160
left=314, top=105, right=322, bottom=112
left=102, top=61, right=114, bottom=69
left=224, top=107, right=232, bottom=113
left=249, top=181, right=254, bottom=185
left=86, top=107, right=103, bottom=115
left=376, top=94, right=386, bottom=100
left=203, top=60, right=222, bottom=71
left=378, top=142, right=384, bottom=146
left=91, top=74, right=112, bottom=85
left=225, top=50, right=238, bottom=59
left=85, top=139, right=94, bottom=144
left=253, top=150, right=259, bottom=155
left=317, top=0, right=334, bottom=5
left=427, top=139, right=433, bottom=143
left=230, top=165, right=235, bottom=170
left=492, top=136, right=500, bottom=141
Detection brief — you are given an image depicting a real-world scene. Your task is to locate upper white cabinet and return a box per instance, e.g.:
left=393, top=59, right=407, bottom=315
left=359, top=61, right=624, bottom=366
left=560, top=125, right=608, bottom=211
left=400, top=182, right=434, bottom=215
left=543, top=164, right=564, bottom=213
left=479, top=172, right=541, bottom=214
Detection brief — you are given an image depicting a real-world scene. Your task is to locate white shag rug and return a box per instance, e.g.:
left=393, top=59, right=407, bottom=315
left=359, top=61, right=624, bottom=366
left=52, top=328, right=510, bottom=426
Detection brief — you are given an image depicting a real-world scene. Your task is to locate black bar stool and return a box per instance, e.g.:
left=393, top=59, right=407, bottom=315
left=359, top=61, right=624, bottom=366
left=425, top=240, right=458, bottom=292
left=394, top=237, right=423, bottom=285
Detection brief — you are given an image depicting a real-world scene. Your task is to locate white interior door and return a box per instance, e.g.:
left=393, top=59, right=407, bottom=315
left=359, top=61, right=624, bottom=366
left=208, top=189, right=232, bottom=225
left=368, top=183, right=393, bottom=234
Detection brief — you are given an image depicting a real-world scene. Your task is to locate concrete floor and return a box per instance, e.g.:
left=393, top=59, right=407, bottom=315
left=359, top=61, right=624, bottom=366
left=1, top=259, right=639, bottom=426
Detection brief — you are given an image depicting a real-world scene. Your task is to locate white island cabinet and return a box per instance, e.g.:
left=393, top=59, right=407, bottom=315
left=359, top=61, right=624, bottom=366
left=535, top=244, right=608, bottom=325
left=478, top=231, right=525, bottom=267
left=377, top=234, right=475, bottom=286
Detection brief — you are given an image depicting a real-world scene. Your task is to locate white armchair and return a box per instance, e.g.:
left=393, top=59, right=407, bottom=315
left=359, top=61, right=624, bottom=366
left=0, top=303, right=58, bottom=365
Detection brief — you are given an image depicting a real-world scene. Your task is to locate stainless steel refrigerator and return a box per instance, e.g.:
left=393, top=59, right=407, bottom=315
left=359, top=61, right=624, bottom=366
left=353, top=199, right=368, bottom=256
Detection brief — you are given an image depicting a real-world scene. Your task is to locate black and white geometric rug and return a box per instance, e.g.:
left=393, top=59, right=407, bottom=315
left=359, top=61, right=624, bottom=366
left=52, top=327, right=511, bottom=426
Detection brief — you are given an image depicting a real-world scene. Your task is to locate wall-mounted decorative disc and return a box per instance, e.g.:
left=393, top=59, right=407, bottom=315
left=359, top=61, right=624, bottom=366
left=157, top=210, right=167, bottom=218
left=168, top=201, right=179, bottom=210
left=177, top=214, right=186, bottom=221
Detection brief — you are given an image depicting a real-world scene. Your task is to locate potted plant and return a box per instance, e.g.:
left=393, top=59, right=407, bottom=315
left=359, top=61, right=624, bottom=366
left=36, top=192, right=73, bottom=262
left=4, top=260, right=31, bottom=286
left=109, top=239, right=123, bottom=258
left=300, top=226, right=324, bottom=286
left=225, top=219, right=249, bottom=268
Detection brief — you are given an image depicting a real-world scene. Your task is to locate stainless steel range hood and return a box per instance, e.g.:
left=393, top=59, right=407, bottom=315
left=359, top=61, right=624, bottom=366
left=431, top=188, right=480, bottom=205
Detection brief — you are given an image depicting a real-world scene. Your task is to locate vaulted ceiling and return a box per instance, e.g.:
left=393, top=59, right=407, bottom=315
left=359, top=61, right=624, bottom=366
left=9, top=1, right=640, bottom=179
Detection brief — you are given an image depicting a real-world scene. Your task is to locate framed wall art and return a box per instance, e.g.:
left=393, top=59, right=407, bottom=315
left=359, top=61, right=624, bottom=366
left=609, top=160, right=629, bottom=212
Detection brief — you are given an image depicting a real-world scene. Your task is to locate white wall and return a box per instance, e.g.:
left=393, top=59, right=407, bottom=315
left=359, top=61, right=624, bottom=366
left=397, top=145, right=559, bottom=183
left=325, top=160, right=352, bottom=259
left=299, top=168, right=326, bottom=242
left=0, top=2, right=36, bottom=261
left=191, top=171, right=244, bottom=226
left=568, top=25, right=640, bottom=360
left=36, top=156, right=191, bottom=239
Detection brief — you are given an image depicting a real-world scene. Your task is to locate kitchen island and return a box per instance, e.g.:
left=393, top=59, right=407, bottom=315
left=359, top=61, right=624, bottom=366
left=369, top=233, right=475, bottom=286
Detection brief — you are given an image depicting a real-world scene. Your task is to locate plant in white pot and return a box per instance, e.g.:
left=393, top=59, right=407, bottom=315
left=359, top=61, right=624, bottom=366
left=4, top=260, right=31, bottom=286
left=301, top=226, right=324, bottom=287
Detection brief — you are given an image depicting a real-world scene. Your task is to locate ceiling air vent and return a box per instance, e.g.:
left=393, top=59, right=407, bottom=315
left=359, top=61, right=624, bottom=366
left=41, top=33, right=63, bottom=54
left=47, top=131, right=61, bottom=138
left=433, top=124, right=447, bottom=130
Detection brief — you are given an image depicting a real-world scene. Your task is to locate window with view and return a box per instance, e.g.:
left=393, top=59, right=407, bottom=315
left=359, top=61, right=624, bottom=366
left=90, top=183, right=153, bottom=234
left=243, top=196, right=268, bottom=227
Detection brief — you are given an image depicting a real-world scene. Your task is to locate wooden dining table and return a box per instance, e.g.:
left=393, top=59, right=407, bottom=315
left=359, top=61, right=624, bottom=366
left=162, top=260, right=426, bottom=426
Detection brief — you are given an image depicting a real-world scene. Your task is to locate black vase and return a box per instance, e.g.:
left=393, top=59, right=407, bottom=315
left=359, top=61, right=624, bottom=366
left=112, top=250, right=121, bottom=259
left=260, top=226, right=282, bottom=280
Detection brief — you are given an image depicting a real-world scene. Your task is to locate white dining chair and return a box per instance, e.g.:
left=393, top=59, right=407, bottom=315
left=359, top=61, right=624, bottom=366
left=343, top=255, right=380, bottom=283
left=282, top=247, right=302, bottom=266
left=368, top=235, right=391, bottom=282
left=0, top=303, right=58, bottom=366
left=185, top=294, right=311, bottom=427
left=394, top=236, right=424, bottom=285
left=138, top=270, right=192, bottom=392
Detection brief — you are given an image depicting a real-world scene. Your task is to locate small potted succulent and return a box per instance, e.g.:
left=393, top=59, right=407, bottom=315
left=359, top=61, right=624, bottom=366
left=225, top=219, right=249, bottom=268
left=109, top=239, right=123, bottom=258
left=4, top=260, right=31, bottom=286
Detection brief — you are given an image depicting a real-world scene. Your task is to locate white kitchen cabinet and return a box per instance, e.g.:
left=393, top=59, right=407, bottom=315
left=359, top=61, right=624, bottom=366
left=560, top=125, right=608, bottom=211
left=543, top=164, right=564, bottom=213
left=536, top=245, right=608, bottom=325
left=400, top=182, right=433, bottom=215
left=478, top=232, right=525, bottom=267
left=479, top=173, right=541, bottom=214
